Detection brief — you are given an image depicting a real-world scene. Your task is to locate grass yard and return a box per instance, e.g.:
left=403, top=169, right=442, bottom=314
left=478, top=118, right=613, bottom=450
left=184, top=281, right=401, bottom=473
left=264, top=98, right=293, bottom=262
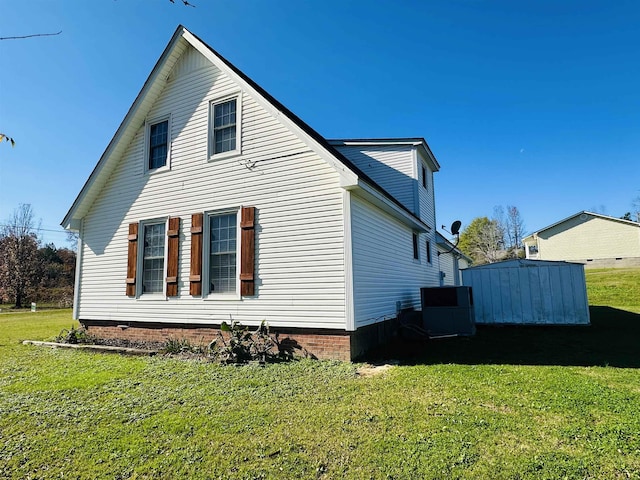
left=1, top=269, right=639, bottom=479
left=585, top=267, right=640, bottom=311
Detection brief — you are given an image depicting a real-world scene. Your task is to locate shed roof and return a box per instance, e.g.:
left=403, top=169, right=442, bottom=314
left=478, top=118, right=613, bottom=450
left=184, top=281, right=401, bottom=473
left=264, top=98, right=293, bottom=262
left=465, top=259, right=584, bottom=270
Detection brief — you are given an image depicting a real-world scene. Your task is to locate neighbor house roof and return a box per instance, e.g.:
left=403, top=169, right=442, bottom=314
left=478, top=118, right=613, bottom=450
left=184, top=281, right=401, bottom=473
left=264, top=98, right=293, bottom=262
left=523, top=211, right=640, bottom=241
left=62, top=25, right=432, bottom=233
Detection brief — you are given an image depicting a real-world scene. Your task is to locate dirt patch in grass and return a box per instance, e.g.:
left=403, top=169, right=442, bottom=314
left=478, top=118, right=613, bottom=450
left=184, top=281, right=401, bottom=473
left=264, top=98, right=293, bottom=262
left=356, top=361, right=398, bottom=377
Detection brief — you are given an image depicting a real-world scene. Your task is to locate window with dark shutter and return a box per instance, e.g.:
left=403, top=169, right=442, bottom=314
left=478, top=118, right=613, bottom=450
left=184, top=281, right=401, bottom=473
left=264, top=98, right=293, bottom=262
left=126, top=223, right=138, bottom=296
left=240, top=206, right=255, bottom=296
left=190, top=213, right=203, bottom=296
left=166, top=217, right=180, bottom=296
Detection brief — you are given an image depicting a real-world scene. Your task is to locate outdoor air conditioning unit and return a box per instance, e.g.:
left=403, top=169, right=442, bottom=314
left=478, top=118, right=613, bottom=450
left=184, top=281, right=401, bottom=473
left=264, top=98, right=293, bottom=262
left=420, top=286, right=475, bottom=337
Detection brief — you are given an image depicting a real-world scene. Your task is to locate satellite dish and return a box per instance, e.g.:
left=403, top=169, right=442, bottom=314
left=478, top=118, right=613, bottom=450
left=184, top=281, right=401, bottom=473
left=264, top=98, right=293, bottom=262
left=451, top=220, right=462, bottom=236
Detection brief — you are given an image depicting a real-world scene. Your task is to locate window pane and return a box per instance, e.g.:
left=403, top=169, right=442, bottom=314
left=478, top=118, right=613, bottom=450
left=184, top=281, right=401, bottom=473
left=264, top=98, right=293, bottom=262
left=142, top=223, right=165, bottom=293
left=149, top=121, right=168, bottom=169
left=209, top=213, right=237, bottom=294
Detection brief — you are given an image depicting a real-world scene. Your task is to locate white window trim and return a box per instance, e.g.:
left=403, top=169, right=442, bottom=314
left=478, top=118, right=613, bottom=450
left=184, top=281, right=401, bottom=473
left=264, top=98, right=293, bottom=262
left=208, top=92, right=242, bottom=161
left=136, top=217, right=169, bottom=299
left=144, top=114, right=172, bottom=174
left=203, top=207, right=241, bottom=301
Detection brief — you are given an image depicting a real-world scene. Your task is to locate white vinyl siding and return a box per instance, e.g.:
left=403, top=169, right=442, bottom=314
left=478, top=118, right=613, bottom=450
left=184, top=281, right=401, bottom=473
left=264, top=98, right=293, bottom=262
left=350, top=194, right=439, bottom=328
left=78, top=45, right=346, bottom=329
left=335, top=145, right=416, bottom=214
left=436, top=247, right=456, bottom=286
left=416, top=150, right=436, bottom=228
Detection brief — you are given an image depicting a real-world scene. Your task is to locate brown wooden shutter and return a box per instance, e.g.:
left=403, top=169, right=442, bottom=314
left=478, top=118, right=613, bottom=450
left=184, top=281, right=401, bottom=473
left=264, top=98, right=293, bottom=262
left=190, top=213, right=203, bottom=296
left=125, top=223, right=138, bottom=296
left=166, top=217, right=180, bottom=297
left=240, top=206, right=256, bottom=296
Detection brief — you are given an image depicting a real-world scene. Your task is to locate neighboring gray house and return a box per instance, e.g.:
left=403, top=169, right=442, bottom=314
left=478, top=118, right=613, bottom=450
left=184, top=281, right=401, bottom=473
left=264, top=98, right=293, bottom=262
left=524, top=211, right=640, bottom=268
left=62, top=26, right=445, bottom=360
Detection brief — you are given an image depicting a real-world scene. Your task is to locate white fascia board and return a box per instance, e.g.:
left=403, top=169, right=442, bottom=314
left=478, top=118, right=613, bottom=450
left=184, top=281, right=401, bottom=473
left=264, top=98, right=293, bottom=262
left=346, top=180, right=430, bottom=233
left=183, top=30, right=360, bottom=188
left=417, top=143, right=440, bottom=172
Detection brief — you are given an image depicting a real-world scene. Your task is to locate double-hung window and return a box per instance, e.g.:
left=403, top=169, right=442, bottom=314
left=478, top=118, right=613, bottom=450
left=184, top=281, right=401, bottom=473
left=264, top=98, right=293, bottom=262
left=141, top=222, right=166, bottom=294
left=147, top=119, right=170, bottom=171
left=207, top=211, right=238, bottom=296
left=209, top=95, right=241, bottom=159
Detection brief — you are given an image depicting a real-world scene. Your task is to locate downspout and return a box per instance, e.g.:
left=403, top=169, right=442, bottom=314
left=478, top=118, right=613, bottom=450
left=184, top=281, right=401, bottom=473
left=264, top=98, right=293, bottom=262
left=343, top=190, right=355, bottom=331
left=72, top=219, right=83, bottom=320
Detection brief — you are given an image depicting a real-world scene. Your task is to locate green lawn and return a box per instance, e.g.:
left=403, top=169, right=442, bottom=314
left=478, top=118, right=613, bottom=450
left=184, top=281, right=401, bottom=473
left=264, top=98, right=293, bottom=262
left=586, top=267, right=640, bottom=311
left=1, top=269, right=639, bottom=479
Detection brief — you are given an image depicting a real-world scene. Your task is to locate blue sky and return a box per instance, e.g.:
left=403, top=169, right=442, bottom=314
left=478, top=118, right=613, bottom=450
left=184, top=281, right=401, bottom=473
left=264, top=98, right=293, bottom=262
left=1, top=0, right=638, bottom=246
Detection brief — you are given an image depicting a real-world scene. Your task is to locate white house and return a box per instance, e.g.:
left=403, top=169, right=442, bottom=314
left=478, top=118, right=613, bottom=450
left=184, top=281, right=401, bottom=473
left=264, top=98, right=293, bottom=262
left=62, top=26, right=444, bottom=360
left=435, top=231, right=471, bottom=286
left=523, top=211, right=640, bottom=268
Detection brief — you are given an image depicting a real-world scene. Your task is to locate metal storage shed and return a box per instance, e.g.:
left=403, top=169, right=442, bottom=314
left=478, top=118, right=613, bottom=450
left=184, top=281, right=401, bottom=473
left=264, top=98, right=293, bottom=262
left=461, top=259, right=590, bottom=325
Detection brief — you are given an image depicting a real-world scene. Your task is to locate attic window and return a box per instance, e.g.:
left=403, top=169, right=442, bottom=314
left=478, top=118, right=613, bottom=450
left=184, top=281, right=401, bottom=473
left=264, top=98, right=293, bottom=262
left=209, top=95, right=242, bottom=159
left=422, top=165, right=427, bottom=189
left=148, top=120, right=169, bottom=170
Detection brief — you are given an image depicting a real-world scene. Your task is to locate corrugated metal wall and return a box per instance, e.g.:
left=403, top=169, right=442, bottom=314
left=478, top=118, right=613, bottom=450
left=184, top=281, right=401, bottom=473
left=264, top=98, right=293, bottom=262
left=462, top=261, right=590, bottom=325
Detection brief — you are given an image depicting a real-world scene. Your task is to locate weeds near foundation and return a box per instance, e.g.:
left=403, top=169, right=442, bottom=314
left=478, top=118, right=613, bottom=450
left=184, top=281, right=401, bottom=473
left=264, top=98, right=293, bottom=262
left=162, top=337, right=202, bottom=355
left=208, top=320, right=306, bottom=364
left=54, top=326, right=95, bottom=345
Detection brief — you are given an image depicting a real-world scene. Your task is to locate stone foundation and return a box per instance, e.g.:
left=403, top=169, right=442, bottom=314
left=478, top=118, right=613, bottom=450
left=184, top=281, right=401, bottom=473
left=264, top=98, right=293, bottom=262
left=81, top=315, right=408, bottom=362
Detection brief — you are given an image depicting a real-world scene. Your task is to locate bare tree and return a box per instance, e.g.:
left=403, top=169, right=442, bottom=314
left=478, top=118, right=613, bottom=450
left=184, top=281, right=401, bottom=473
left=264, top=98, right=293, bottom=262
left=632, top=195, right=640, bottom=222
left=66, top=230, right=79, bottom=252
left=0, top=204, right=42, bottom=308
left=505, top=205, right=525, bottom=256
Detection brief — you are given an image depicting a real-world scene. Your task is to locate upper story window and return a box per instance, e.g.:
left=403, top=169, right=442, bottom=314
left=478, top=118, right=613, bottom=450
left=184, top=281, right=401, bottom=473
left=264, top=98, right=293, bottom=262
left=145, top=117, right=171, bottom=172
left=422, top=165, right=427, bottom=189
left=412, top=233, right=419, bottom=260
left=426, top=239, right=432, bottom=264
left=209, top=95, right=242, bottom=159
left=141, top=221, right=166, bottom=294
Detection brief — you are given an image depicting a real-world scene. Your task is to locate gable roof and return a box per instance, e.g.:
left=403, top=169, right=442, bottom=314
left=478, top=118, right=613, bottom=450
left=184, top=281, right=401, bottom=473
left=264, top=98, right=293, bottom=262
left=523, top=211, right=640, bottom=241
left=62, top=25, right=432, bottom=233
